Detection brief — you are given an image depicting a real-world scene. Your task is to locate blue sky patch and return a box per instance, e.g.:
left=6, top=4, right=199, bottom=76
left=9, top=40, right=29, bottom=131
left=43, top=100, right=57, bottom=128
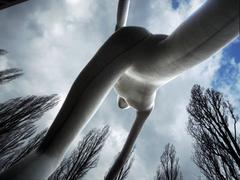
left=224, top=38, right=240, bottom=62
left=171, top=0, right=180, bottom=9
left=212, top=38, right=240, bottom=102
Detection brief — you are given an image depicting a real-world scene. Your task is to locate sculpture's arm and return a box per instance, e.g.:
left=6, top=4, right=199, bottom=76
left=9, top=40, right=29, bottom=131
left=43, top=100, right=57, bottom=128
left=155, top=0, right=239, bottom=76
left=115, top=0, right=130, bottom=31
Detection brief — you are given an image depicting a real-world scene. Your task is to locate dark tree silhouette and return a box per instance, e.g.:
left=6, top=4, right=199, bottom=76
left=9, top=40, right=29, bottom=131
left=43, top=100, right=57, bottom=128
left=49, top=125, right=110, bottom=180
left=155, top=143, right=182, bottom=180
left=3, top=129, right=48, bottom=170
left=0, top=49, right=7, bottom=56
left=187, top=85, right=240, bottom=180
left=0, top=49, right=23, bottom=84
left=0, top=50, right=60, bottom=175
left=106, top=149, right=134, bottom=180
left=0, top=68, right=23, bottom=84
left=0, top=95, right=59, bottom=172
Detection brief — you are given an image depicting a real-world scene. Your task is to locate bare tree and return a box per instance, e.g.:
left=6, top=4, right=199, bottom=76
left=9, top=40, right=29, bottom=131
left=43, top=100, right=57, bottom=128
left=187, top=85, right=240, bottom=180
left=3, top=129, right=48, bottom=170
left=0, top=49, right=23, bottom=84
left=49, top=125, right=110, bottom=180
left=0, top=49, right=7, bottom=56
left=0, top=95, right=59, bottom=172
left=155, top=143, right=182, bottom=180
left=0, top=68, right=23, bottom=84
left=106, top=149, right=134, bottom=180
left=0, top=51, right=60, bottom=175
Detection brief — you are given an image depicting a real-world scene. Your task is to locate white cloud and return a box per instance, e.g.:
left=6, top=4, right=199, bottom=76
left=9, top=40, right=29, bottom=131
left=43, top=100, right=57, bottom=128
left=65, top=0, right=96, bottom=20
left=147, top=0, right=205, bottom=34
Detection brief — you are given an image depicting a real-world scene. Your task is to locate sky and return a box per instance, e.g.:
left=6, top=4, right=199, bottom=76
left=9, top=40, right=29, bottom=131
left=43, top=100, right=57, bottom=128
left=0, top=0, right=239, bottom=179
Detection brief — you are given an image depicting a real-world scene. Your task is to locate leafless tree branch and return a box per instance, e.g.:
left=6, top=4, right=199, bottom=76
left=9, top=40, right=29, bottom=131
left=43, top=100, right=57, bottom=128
left=155, top=143, right=182, bottom=180
left=187, top=85, right=240, bottom=180
left=0, top=49, right=7, bottom=56
left=0, top=95, right=59, bottom=172
left=49, top=125, right=110, bottom=180
left=0, top=68, right=23, bottom=84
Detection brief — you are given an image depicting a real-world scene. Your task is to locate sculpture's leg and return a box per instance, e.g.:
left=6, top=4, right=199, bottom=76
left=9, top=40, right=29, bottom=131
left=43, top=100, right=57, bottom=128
left=154, top=0, right=239, bottom=75
left=105, top=109, right=152, bottom=180
left=0, top=27, right=151, bottom=180
left=0, top=57, right=130, bottom=180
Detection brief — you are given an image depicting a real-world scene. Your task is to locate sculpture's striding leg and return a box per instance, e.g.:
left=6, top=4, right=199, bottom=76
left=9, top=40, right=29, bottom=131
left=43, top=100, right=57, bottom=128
left=0, top=27, right=151, bottom=180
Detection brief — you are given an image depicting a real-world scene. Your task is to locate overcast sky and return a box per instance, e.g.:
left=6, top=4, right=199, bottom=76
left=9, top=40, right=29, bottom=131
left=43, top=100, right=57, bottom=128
left=0, top=0, right=239, bottom=179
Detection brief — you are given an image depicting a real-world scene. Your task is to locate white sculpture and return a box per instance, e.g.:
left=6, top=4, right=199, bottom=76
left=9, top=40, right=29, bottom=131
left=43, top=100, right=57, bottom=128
left=0, top=0, right=238, bottom=179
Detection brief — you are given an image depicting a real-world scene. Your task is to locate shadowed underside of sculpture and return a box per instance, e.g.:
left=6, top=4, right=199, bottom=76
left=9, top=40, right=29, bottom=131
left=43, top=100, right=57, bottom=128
left=0, top=0, right=238, bottom=179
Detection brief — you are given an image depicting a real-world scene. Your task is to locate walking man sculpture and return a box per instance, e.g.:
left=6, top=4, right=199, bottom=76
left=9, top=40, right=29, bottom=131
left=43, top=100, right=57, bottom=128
left=0, top=0, right=239, bottom=179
